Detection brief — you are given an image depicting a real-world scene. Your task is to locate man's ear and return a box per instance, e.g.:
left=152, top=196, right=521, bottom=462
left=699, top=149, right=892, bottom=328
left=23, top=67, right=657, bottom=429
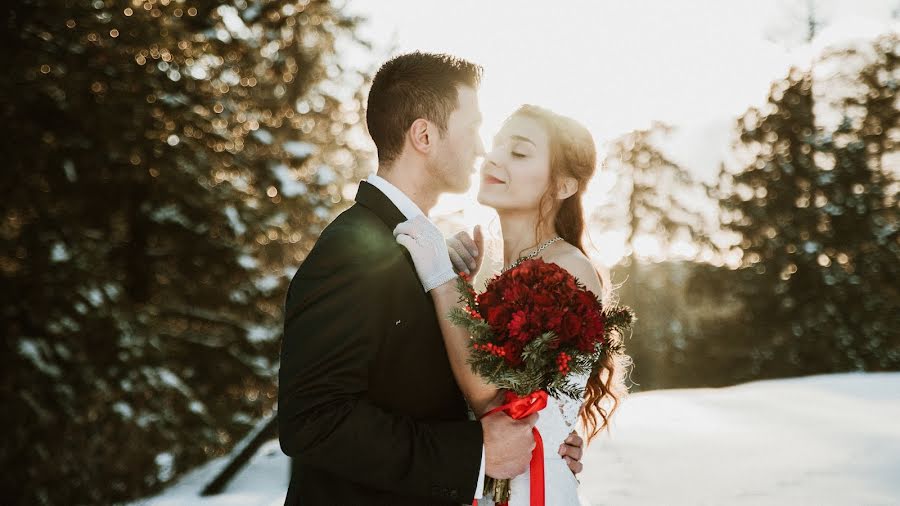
left=558, top=176, right=578, bottom=200
left=408, top=118, right=433, bottom=155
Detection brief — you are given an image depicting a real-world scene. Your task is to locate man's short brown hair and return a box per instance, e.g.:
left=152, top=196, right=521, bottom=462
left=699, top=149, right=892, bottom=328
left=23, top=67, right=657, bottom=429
left=365, top=52, right=482, bottom=165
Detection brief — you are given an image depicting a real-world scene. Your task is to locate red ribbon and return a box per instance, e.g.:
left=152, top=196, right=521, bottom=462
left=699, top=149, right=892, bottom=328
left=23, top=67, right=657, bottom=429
left=473, top=390, right=548, bottom=506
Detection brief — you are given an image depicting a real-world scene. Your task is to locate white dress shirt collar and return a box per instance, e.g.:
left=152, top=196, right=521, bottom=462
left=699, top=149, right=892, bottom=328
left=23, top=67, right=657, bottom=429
left=365, top=173, right=426, bottom=220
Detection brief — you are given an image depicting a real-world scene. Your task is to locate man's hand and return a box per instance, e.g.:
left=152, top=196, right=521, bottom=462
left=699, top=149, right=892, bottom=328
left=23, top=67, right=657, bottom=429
left=481, top=410, right=539, bottom=479
left=559, top=431, right=584, bottom=475
left=447, top=225, right=484, bottom=277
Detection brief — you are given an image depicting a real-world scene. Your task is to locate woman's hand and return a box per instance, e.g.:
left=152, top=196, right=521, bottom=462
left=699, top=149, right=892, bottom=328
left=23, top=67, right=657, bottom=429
left=560, top=431, right=584, bottom=476
left=447, top=225, right=484, bottom=277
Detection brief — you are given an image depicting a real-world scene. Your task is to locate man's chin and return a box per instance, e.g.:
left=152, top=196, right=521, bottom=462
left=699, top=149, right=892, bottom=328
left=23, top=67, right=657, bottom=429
left=445, top=180, right=471, bottom=194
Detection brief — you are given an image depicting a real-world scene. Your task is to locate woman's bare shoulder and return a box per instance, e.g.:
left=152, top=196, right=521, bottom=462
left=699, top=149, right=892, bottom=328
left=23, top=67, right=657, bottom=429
left=544, top=245, right=603, bottom=295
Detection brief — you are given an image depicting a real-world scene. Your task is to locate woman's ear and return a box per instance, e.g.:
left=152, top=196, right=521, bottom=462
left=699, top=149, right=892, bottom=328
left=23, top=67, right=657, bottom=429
left=408, top=118, right=433, bottom=155
left=558, top=176, right=578, bottom=200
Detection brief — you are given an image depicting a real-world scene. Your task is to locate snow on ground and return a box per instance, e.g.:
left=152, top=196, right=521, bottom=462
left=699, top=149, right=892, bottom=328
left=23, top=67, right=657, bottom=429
left=135, top=372, right=900, bottom=506
left=580, top=372, right=900, bottom=505
left=132, top=439, right=289, bottom=506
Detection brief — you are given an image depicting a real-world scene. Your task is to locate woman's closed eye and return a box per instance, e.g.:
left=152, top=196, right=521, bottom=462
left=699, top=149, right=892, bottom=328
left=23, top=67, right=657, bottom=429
left=511, top=144, right=532, bottom=158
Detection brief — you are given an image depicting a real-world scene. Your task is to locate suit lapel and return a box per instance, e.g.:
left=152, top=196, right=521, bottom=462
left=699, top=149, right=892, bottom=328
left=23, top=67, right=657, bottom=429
left=354, top=180, right=409, bottom=231
left=354, top=180, right=418, bottom=274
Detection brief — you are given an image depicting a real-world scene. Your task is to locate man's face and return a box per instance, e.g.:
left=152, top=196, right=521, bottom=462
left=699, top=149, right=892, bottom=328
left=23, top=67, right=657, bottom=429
left=429, top=85, right=485, bottom=194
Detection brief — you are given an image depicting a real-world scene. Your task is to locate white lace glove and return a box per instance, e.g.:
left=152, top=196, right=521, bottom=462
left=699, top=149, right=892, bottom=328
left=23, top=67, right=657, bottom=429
left=393, top=215, right=458, bottom=292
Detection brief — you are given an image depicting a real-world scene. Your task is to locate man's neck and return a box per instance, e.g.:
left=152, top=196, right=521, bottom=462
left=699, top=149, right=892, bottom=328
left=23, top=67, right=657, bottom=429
left=376, top=161, right=440, bottom=215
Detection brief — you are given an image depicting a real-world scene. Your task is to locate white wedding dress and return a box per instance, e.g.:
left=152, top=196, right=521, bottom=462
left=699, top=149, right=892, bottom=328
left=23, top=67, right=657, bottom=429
left=478, top=372, right=589, bottom=506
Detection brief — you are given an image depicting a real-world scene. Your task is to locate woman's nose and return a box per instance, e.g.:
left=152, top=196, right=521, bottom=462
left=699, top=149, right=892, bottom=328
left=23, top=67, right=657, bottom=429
left=483, top=147, right=502, bottom=167
left=480, top=155, right=496, bottom=172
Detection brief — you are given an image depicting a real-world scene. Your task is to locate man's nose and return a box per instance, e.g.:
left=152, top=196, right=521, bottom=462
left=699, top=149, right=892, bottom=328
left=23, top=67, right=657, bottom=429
left=475, top=136, right=486, bottom=157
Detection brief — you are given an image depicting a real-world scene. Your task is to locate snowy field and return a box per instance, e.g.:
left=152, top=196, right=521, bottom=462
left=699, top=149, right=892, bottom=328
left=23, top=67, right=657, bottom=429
left=134, top=372, right=900, bottom=506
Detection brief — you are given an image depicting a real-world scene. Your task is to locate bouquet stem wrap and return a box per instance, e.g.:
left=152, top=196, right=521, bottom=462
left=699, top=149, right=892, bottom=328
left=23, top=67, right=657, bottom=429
left=473, top=390, right=548, bottom=506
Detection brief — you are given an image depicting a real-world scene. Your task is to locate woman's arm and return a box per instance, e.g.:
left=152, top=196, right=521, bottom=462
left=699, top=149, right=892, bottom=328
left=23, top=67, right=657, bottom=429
left=393, top=218, right=499, bottom=416
left=394, top=218, right=589, bottom=475
left=429, top=280, right=500, bottom=416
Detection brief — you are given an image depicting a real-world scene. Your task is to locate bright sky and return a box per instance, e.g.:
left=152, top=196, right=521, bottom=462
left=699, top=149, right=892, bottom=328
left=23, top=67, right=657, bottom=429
left=343, top=0, right=898, bottom=265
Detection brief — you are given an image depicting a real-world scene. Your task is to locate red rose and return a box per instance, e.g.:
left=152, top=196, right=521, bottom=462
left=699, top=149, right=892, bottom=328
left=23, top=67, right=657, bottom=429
left=503, top=283, right=529, bottom=305
left=561, top=312, right=582, bottom=341
left=507, top=310, right=530, bottom=342
left=531, top=292, right=554, bottom=307
left=486, top=305, right=512, bottom=333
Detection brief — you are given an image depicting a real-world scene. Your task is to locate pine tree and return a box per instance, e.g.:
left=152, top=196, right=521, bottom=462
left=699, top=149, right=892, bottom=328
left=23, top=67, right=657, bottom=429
left=599, top=123, right=715, bottom=388
left=602, top=122, right=714, bottom=262
left=815, top=33, right=900, bottom=368
left=722, top=35, right=899, bottom=376
left=0, top=1, right=370, bottom=503
left=721, top=68, right=827, bottom=373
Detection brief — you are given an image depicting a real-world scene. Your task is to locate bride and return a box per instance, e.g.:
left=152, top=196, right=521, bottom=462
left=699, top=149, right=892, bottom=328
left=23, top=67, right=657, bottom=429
left=396, top=105, right=630, bottom=505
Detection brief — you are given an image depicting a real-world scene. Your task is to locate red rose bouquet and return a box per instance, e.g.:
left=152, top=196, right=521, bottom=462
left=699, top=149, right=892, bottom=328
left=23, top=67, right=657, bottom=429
left=449, top=258, right=634, bottom=505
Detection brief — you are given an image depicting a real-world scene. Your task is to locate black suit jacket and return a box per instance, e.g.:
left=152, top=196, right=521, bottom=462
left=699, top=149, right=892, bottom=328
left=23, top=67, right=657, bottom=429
left=278, top=181, right=483, bottom=505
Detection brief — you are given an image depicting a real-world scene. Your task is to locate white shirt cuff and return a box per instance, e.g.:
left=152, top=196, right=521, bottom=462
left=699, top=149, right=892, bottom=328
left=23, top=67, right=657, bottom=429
left=474, top=445, right=486, bottom=499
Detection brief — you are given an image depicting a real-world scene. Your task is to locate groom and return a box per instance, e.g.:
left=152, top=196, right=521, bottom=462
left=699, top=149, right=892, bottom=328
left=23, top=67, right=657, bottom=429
left=278, top=52, right=583, bottom=505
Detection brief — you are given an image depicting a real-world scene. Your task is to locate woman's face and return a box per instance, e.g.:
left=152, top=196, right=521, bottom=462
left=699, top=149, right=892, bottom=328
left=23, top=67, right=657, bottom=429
left=477, top=115, right=552, bottom=213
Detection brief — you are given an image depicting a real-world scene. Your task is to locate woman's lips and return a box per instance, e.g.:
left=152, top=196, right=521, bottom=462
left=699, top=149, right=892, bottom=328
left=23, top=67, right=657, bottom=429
left=483, top=175, right=506, bottom=185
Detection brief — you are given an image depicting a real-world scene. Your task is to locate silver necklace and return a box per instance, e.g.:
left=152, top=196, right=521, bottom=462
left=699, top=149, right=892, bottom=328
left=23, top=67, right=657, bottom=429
left=502, top=236, right=563, bottom=273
